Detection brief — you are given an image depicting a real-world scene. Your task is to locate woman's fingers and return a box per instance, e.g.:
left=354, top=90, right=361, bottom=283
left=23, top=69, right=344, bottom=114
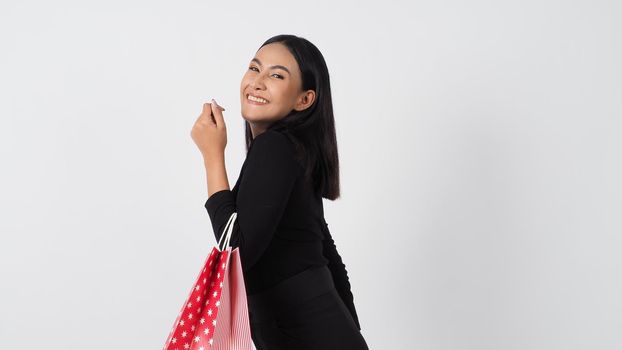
left=198, top=102, right=216, bottom=125
left=197, top=100, right=225, bottom=128
left=210, top=99, right=226, bottom=128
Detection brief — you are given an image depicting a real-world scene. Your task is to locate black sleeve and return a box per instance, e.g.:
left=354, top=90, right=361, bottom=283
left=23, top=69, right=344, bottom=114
left=204, top=130, right=300, bottom=272
left=322, top=220, right=362, bottom=331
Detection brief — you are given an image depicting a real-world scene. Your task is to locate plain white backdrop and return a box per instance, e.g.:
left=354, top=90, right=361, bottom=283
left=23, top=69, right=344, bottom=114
left=1, top=0, right=620, bottom=349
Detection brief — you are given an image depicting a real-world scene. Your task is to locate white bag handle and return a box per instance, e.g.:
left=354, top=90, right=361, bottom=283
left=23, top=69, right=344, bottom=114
left=217, top=212, right=238, bottom=251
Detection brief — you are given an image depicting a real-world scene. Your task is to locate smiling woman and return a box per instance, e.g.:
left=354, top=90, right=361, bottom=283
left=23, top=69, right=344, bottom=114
left=199, top=34, right=369, bottom=350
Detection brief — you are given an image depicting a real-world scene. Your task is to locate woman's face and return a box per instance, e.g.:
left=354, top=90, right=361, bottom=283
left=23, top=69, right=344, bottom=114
left=240, top=42, right=315, bottom=137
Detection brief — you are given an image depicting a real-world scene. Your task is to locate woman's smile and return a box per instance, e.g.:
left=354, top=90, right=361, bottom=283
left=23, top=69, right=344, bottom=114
left=246, top=93, right=270, bottom=105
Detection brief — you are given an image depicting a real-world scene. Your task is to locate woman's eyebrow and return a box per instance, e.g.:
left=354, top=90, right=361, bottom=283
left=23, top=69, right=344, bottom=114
left=251, top=57, right=290, bottom=75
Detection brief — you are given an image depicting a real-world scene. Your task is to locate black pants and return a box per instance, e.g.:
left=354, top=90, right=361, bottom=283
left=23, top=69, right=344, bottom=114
left=247, top=265, right=369, bottom=350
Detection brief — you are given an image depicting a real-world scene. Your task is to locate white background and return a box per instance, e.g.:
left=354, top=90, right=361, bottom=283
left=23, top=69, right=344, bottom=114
left=1, top=1, right=620, bottom=349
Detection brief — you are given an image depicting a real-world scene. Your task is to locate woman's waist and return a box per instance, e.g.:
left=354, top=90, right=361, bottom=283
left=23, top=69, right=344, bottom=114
left=246, top=264, right=335, bottom=322
left=243, top=242, right=328, bottom=293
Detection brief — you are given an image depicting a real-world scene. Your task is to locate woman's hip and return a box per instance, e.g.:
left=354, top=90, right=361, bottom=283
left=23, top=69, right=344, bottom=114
left=247, top=265, right=369, bottom=349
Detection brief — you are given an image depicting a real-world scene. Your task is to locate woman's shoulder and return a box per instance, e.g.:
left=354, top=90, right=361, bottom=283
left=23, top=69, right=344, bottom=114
left=248, top=129, right=302, bottom=171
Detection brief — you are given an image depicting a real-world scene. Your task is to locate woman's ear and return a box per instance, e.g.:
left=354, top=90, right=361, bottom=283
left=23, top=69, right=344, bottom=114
left=295, top=90, right=316, bottom=111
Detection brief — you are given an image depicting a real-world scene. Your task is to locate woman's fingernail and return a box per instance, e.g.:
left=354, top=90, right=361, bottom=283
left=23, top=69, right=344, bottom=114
left=210, top=98, right=224, bottom=110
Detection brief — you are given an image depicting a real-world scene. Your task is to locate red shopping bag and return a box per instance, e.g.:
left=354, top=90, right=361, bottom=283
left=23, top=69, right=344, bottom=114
left=163, top=212, right=252, bottom=350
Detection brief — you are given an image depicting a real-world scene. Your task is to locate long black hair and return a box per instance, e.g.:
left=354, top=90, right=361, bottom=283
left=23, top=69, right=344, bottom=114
left=244, top=34, right=340, bottom=200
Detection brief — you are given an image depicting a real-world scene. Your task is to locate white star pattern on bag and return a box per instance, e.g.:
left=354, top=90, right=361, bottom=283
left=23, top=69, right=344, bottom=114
left=162, top=248, right=244, bottom=349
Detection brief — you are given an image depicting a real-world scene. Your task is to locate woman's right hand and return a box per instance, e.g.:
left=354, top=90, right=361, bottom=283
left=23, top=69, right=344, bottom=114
left=191, top=99, right=227, bottom=162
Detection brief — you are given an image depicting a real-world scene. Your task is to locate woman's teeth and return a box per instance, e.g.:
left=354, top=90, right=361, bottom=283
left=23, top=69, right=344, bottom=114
left=248, top=95, right=268, bottom=104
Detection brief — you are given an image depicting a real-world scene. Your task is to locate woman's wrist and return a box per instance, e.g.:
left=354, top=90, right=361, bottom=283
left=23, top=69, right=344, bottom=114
left=203, top=151, right=224, bottom=166
left=204, top=155, right=230, bottom=197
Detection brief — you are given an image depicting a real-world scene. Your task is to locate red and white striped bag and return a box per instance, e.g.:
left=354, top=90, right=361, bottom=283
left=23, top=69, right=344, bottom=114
left=163, top=212, right=253, bottom=350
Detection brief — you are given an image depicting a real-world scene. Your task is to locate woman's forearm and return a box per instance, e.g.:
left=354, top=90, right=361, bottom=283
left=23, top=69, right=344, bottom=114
left=204, top=155, right=230, bottom=198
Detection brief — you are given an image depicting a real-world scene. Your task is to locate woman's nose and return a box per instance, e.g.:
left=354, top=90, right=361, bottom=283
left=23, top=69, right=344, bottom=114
left=251, top=72, right=269, bottom=87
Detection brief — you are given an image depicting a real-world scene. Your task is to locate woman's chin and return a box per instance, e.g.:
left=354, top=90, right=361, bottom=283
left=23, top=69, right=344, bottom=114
left=242, top=113, right=271, bottom=123
left=241, top=107, right=275, bottom=120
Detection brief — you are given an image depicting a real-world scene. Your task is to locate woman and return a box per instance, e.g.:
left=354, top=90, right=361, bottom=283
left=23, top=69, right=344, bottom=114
left=191, top=34, right=369, bottom=350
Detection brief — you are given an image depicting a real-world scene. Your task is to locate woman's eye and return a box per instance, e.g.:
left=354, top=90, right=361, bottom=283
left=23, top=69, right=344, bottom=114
left=248, top=66, right=283, bottom=79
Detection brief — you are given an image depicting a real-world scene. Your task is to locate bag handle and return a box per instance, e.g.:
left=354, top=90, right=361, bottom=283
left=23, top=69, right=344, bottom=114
left=223, top=212, right=236, bottom=249
left=217, top=212, right=238, bottom=251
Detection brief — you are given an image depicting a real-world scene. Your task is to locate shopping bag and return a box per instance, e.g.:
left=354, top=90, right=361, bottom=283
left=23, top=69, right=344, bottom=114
left=163, top=212, right=253, bottom=350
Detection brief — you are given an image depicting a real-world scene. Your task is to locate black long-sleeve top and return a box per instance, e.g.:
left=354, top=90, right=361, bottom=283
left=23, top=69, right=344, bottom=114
left=204, top=129, right=361, bottom=330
